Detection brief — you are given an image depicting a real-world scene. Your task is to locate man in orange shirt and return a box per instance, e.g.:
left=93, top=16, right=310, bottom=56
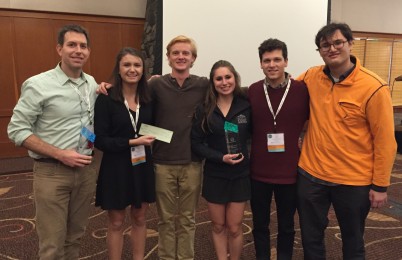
left=297, top=23, right=396, bottom=259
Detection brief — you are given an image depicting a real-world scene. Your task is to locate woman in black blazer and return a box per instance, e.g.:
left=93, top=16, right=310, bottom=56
left=191, top=60, right=251, bottom=260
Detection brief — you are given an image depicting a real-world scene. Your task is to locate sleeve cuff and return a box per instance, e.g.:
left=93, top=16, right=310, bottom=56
left=371, top=184, right=387, bottom=192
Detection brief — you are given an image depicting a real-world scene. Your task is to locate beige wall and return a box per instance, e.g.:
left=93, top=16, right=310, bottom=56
left=331, top=0, right=402, bottom=34
left=0, top=0, right=147, bottom=18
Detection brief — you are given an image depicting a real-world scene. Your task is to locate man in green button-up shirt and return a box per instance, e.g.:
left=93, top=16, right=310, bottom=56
left=8, top=24, right=98, bottom=260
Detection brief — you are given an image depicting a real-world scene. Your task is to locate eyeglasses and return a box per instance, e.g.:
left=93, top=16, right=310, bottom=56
left=318, top=40, right=348, bottom=52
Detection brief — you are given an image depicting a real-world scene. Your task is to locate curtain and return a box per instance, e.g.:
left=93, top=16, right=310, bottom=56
left=141, top=0, right=163, bottom=76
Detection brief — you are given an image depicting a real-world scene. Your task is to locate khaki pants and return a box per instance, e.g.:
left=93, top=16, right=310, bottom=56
left=155, top=162, right=202, bottom=260
left=33, top=161, right=98, bottom=260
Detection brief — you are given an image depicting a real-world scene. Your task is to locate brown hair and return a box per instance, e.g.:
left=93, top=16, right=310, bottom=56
left=109, top=47, right=150, bottom=104
left=201, top=60, right=244, bottom=132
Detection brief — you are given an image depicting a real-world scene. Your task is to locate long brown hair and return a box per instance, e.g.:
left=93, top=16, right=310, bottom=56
left=201, top=60, right=243, bottom=132
left=109, top=47, right=150, bottom=104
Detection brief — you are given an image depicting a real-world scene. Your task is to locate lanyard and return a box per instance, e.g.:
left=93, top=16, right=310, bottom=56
left=263, top=79, right=291, bottom=130
left=124, top=99, right=140, bottom=138
left=69, top=81, right=93, bottom=125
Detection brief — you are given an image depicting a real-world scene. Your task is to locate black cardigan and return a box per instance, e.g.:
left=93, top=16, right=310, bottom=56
left=191, top=96, right=251, bottom=180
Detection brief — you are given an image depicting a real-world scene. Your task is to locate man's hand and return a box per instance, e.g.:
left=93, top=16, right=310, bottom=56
left=298, top=137, right=303, bottom=150
left=22, top=135, right=92, bottom=167
left=148, top=75, right=161, bottom=81
left=369, top=189, right=387, bottom=208
left=56, top=149, right=93, bottom=167
left=96, top=82, right=112, bottom=95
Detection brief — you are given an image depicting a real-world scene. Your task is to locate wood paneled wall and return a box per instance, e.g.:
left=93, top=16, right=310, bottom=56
left=0, top=9, right=145, bottom=158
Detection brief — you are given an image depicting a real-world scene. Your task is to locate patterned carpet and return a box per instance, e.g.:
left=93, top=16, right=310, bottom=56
left=1, top=155, right=402, bottom=260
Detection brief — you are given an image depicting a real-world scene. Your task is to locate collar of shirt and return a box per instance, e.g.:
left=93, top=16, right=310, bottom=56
left=169, top=74, right=192, bottom=80
left=264, top=72, right=290, bottom=89
left=55, top=63, right=88, bottom=86
left=69, top=77, right=85, bottom=87
left=323, top=56, right=356, bottom=83
left=168, top=74, right=193, bottom=89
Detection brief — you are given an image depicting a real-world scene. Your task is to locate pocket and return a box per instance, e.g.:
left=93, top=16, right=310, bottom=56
left=338, top=99, right=365, bottom=127
left=33, top=161, right=58, bottom=176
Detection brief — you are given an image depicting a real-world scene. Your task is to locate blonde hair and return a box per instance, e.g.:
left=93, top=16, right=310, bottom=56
left=166, top=35, right=198, bottom=58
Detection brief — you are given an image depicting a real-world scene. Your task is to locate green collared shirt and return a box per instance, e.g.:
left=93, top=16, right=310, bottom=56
left=8, top=64, right=98, bottom=159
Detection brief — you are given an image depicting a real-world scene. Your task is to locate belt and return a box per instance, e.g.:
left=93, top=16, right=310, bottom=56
left=34, top=151, right=95, bottom=164
left=34, top=158, right=59, bottom=164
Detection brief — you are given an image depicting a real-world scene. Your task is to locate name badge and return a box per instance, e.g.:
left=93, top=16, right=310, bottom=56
left=77, top=125, right=96, bottom=155
left=81, top=125, right=96, bottom=142
left=267, top=133, right=285, bottom=152
left=131, top=145, right=146, bottom=166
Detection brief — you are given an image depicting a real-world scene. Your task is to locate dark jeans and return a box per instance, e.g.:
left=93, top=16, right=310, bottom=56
left=250, top=179, right=297, bottom=260
left=297, top=174, right=371, bottom=260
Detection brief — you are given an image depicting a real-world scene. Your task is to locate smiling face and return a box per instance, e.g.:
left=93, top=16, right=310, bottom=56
left=260, top=49, right=288, bottom=86
left=119, top=54, right=143, bottom=86
left=167, top=42, right=195, bottom=73
left=213, top=66, right=236, bottom=98
left=318, top=29, right=352, bottom=71
left=56, top=31, right=90, bottom=78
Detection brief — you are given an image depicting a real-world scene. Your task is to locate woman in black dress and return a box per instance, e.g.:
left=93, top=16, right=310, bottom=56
left=191, top=60, right=251, bottom=260
left=94, top=47, right=155, bottom=260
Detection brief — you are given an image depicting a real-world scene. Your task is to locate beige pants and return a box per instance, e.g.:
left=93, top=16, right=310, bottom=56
left=33, top=161, right=98, bottom=260
left=155, top=162, right=202, bottom=260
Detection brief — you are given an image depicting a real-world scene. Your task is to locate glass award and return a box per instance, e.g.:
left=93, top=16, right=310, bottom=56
left=224, top=121, right=241, bottom=154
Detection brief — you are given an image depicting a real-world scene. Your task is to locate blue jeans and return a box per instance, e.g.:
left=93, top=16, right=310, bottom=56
left=250, top=179, right=297, bottom=260
left=297, top=173, right=371, bottom=260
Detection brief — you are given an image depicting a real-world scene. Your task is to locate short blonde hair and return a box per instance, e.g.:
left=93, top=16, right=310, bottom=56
left=166, top=35, right=198, bottom=58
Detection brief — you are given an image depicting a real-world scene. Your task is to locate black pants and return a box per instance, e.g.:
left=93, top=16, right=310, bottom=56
left=297, top=174, right=371, bottom=260
left=250, top=179, right=297, bottom=260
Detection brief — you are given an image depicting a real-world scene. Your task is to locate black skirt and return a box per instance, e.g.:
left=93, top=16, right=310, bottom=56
left=95, top=153, right=155, bottom=210
left=202, top=175, right=251, bottom=204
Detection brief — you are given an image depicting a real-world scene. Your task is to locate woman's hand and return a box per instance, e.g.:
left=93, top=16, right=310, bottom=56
left=222, top=153, right=244, bottom=165
left=129, top=135, right=156, bottom=146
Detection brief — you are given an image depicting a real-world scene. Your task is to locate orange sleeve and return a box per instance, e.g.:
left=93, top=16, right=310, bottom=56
left=366, top=86, right=397, bottom=187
